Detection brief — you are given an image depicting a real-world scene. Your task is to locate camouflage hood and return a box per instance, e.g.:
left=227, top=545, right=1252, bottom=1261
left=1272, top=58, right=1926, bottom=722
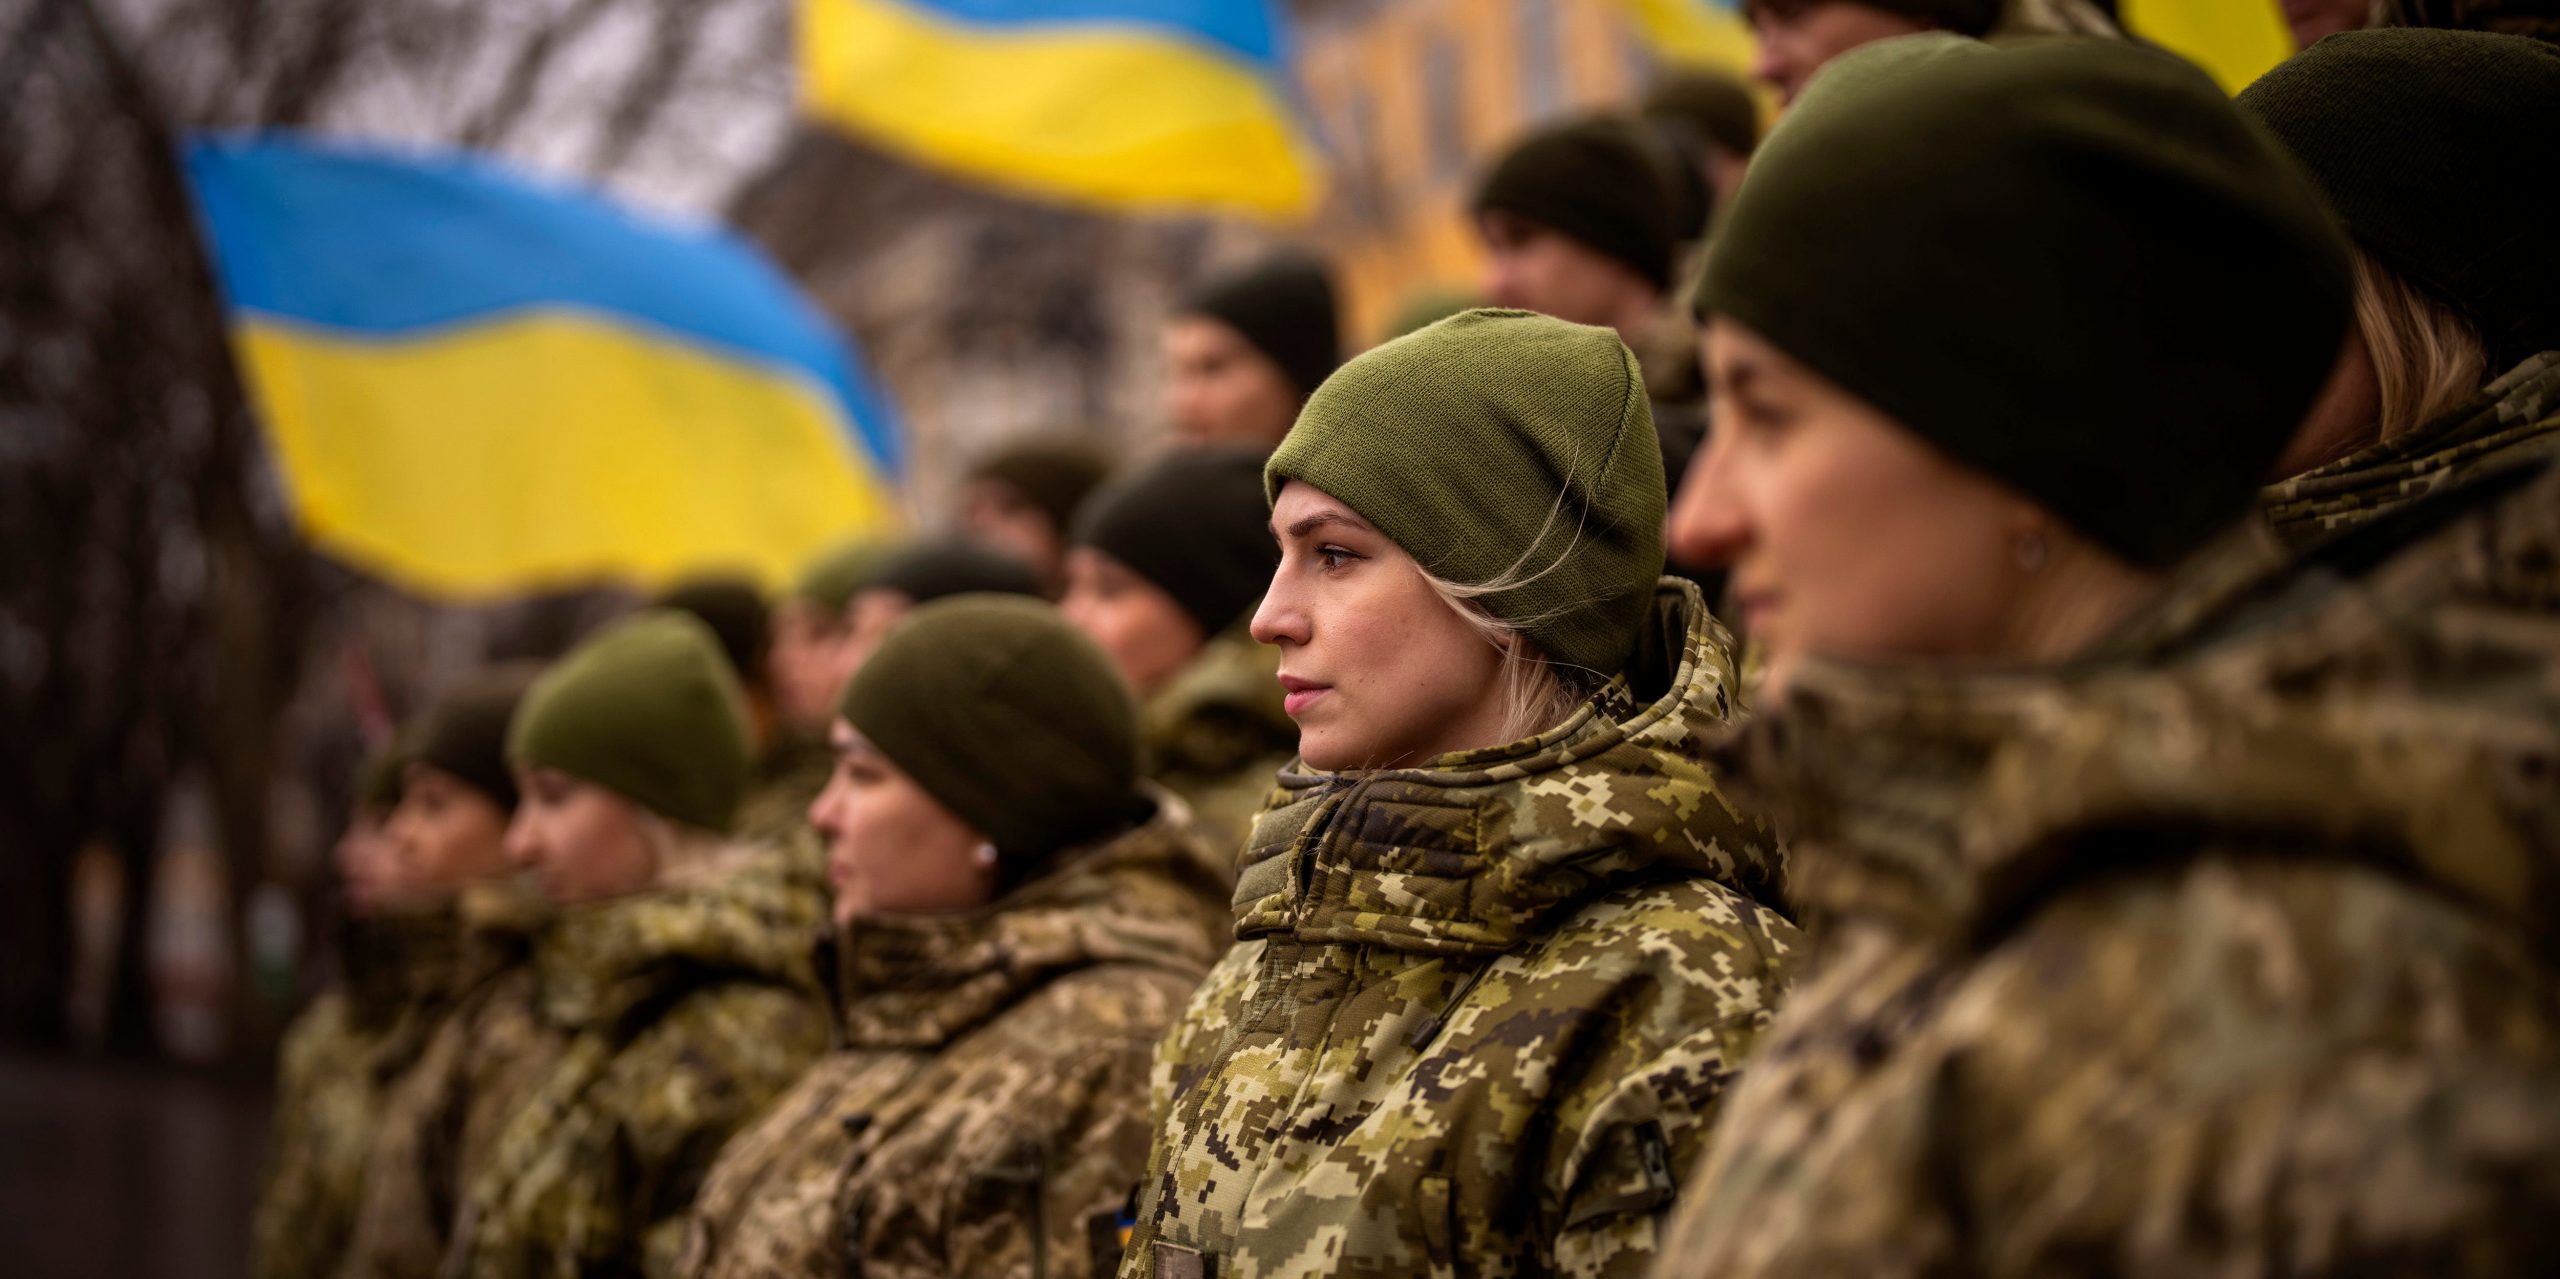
left=533, top=844, right=826, bottom=1031
left=2264, top=350, right=2560, bottom=546
left=824, top=789, right=1228, bottom=1050
left=1235, top=577, right=1783, bottom=956
left=1739, top=455, right=2560, bottom=957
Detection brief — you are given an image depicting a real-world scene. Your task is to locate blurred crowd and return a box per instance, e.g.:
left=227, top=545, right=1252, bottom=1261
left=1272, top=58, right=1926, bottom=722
left=251, top=2, right=2560, bottom=1278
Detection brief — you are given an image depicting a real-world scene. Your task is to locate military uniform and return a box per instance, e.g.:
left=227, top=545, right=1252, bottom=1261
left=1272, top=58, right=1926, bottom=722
left=1653, top=459, right=2560, bottom=1277
left=1139, top=625, right=1297, bottom=871
left=1122, top=580, right=1799, bottom=1279
left=735, top=730, right=836, bottom=849
left=339, top=851, right=827, bottom=1279
left=2264, top=350, right=2560, bottom=546
left=676, top=797, right=1228, bottom=1279
left=253, top=907, right=467, bottom=1279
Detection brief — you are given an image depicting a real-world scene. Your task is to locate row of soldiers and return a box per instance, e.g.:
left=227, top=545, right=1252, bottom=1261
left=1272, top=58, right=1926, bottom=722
left=256, top=3, right=2560, bottom=1277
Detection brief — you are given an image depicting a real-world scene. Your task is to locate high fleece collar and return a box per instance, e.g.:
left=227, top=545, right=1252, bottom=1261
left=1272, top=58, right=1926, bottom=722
left=824, top=792, right=1226, bottom=1051
left=1232, top=579, right=1784, bottom=956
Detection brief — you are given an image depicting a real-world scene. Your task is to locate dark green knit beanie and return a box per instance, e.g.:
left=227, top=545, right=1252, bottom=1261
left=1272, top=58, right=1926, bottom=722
left=792, top=539, right=890, bottom=616
left=2239, top=28, right=2560, bottom=370
left=1743, top=0, right=2001, bottom=36
left=1700, top=34, right=2352, bottom=568
left=1268, top=308, right=1667, bottom=677
left=1073, top=446, right=1278, bottom=635
left=410, top=663, right=540, bottom=813
left=652, top=574, right=771, bottom=691
left=965, top=436, right=1117, bottom=533
left=1180, top=253, right=1344, bottom=400
left=1642, top=69, right=1763, bottom=159
left=1473, top=115, right=1683, bottom=291
left=866, top=539, right=1042, bottom=604
left=508, top=611, right=752, bottom=832
left=839, top=594, right=1141, bottom=867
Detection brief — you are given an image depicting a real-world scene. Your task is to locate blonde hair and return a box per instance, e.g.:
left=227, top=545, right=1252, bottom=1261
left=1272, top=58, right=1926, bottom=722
left=2354, top=249, right=2487, bottom=442
left=1411, top=486, right=1603, bottom=747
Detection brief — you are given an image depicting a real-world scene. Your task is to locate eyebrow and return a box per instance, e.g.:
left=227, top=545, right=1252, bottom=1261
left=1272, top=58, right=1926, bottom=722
left=1272, top=510, right=1374, bottom=541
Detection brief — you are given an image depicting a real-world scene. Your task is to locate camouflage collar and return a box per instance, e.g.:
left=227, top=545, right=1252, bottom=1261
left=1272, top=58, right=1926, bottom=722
left=1229, top=580, right=1785, bottom=956
left=2263, top=351, right=2560, bottom=547
left=533, top=843, right=824, bottom=1031
left=824, top=793, right=1224, bottom=1050
left=338, top=902, right=462, bottom=1027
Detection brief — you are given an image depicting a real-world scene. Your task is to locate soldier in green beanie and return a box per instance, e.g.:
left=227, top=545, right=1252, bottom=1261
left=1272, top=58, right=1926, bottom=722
left=351, top=610, right=828, bottom=1279
left=1121, top=308, right=1799, bottom=1276
left=770, top=538, right=887, bottom=739
left=840, top=538, right=1043, bottom=679
left=656, top=572, right=848, bottom=848
left=1655, top=34, right=2560, bottom=1275
left=1741, top=0, right=2115, bottom=105
left=956, top=434, right=1115, bottom=595
left=1642, top=68, right=1763, bottom=217
left=1059, top=446, right=1293, bottom=863
left=676, top=594, right=1228, bottom=1279
left=1162, top=251, right=1342, bottom=451
left=2245, top=29, right=2560, bottom=543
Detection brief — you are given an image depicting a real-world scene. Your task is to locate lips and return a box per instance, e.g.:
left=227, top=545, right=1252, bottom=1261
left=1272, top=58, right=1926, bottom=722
left=1277, top=673, right=1331, bottom=718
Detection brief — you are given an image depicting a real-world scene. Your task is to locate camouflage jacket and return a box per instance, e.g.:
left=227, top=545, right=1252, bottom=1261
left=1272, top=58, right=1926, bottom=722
left=737, top=730, right=835, bottom=849
left=1140, top=625, right=1298, bottom=872
left=676, top=796, right=1229, bottom=1279
left=340, top=848, right=829, bottom=1279
left=1655, top=459, right=2560, bottom=1277
left=1123, top=580, right=1800, bottom=1279
left=254, top=905, right=472, bottom=1279
left=2264, top=351, right=2560, bottom=547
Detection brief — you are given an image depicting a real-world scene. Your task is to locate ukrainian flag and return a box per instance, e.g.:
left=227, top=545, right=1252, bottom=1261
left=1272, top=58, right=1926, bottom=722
left=799, top=0, right=1319, bottom=218
left=1618, top=0, right=1757, bottom=74
left=182, top=135, right=904, bottom=600
left=2118, top=0, right=2294, bottom=93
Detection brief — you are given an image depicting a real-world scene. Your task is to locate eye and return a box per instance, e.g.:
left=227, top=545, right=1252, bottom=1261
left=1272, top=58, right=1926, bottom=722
left=1316, top=544, right=1362, bottom=573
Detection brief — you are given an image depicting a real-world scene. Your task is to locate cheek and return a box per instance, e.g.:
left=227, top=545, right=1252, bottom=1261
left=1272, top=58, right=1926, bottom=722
left=1764, top=458, right=2013, bottom=661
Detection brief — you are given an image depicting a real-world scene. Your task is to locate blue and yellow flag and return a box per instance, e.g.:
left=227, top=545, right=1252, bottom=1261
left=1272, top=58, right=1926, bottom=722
left=183, top=135, right=903, bottom=599
left=2118, top=0, right=2294, bottom=93
left=797, top=0, right=1320, bottom=218
left=1617, top=0, right=1757, bottom=74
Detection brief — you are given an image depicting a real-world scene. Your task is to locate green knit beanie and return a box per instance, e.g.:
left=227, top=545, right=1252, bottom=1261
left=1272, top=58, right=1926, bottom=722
left=1700, top=34, right=2352, bottom=568
left=839, top=595, right=1141, bottom=868
left=1267, top=308, right=1667, bottom=677
left=866, top=539, right=1043, bottom=603
left=1473, top=115, right=1684, bottom=291
left=2239, top=28, right=2560, bottom=370
left=651, top=574, right=771, bottom=691
left=508, top=611, right=753, bottom=833
left=792, top=539, right=890, bottom=616
left=409, top=663, right=540, bottom=813
left=1072, top=446, right=1278, bottom=635
left=1180, top=253, right=1345, bottom=400
left=1643, top=68, right=1763, bottom=159
left=965, top=436, right=1117, bottom=533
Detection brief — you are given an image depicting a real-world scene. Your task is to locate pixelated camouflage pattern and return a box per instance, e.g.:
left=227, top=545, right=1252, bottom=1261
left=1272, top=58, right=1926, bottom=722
left=2264, top=350, right=2560, bottom=547
left=1655, top=459, right=2560, bottom=1277
left=328, top=881, right=548, bottom=1279
left=253, top=905, right=467, bottom=1279
left=1123, top=579, right=1799, bottom=1279
left=1140, top=625, right=1297, bottom=874
left=676, top=794, right=1229, bottom=1279
left=736, top=730, right=835, bottom=849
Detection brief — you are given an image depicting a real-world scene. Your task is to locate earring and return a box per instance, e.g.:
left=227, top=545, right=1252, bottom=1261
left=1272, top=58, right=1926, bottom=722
left=974, top=843, right=999, bottom=869
left=2011, top=529, right=2050, bottom=574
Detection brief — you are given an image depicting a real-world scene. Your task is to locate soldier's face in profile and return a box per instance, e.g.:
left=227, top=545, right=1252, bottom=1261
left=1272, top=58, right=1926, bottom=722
left=1162, top=316, right=1302, bottom=449
left=770, top=597, right=855, bottom=735
left=1680, top=319, right=2039, bottom=697
left=808, top=722, right=994, bottom=924
left=1059, top=547, right=1208, bottom=700
left=384, top=764, right=512, bottom=904
left=1252, top=482, right=1514, bottom=772
left=505, top=769, right=662, bottom=904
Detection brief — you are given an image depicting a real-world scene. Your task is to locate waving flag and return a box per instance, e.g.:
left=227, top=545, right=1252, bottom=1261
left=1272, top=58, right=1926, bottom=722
left=797, top=0, right=1320, bottom=218
left=1618, top=0, right=1757, bottom=74
left=182, top=135, right=903, bottom=599
left=2119, top=0, right=2294, bottom=92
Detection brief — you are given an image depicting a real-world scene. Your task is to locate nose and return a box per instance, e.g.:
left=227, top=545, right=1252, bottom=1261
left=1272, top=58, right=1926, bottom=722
left=1667, top=431, right=1751, bottom=570
left=1248, top=565, right=1305, bottom=650
left=807, top=774, right=846, bottom=842
left=1751, top=44, right=1791, bottom=98
left=502, top=811, right=539, bottom=869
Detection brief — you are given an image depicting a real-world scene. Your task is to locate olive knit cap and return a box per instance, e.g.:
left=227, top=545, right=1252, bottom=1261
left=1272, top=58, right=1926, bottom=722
left=1072, top=446, right=1279, bottom=635
left=1700, top=34, right=2352, bottom=568
left=1267, top=308, right=1667, bottom=677
left=1473, top=115, right=1684, bottom=291
left=865, top=539, right=1042, bottom=603
left=2238, top=28, right=2560, bottom=371
left=652, top=574, right=770, bottom=690
left=792, top=539, right=890, bottom=616
left=507, top=610, right=753, bottom=833
left=965, top=436, right=1117, bottom=533
left=409, top=663, right=540, bottom=814
left=1179, top=253, right=1344, bottom=400
left=839, top=594, right=1141, bottom=864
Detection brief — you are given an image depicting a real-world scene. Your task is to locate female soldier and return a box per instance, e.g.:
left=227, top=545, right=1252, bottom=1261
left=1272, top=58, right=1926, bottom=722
left=255, top=667, right=533, bottom=1279
left=1656, top=35, right=2560, bottom=1274
left=1060, top=446, right=1293, bottom=863
left=2244, top=28, right=2560, bottom=543
left=1121, top=310, right=1799, bottom=1277
left=356, top=612, right=829, bottom=1279
left=678, top=595, right=1228, bottom=1279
